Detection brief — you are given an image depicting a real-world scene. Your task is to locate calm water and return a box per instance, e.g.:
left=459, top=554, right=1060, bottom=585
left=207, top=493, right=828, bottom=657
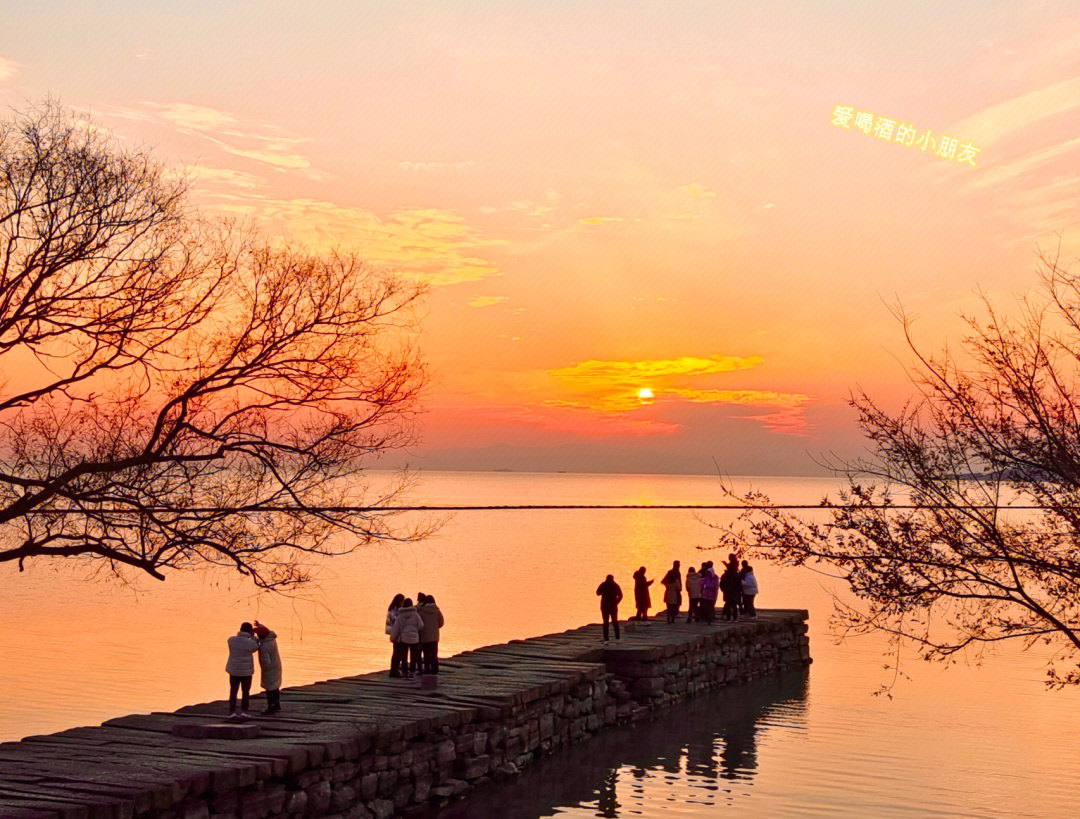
left=3, top=472, right=1079, bottom=817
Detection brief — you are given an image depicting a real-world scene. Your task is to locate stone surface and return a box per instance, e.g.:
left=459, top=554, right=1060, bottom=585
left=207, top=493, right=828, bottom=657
left=0, top=611, right=809, bottom=819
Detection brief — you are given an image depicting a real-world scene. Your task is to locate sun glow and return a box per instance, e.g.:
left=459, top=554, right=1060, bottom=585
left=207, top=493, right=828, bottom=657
left=638, top=387, right=654, bottom=401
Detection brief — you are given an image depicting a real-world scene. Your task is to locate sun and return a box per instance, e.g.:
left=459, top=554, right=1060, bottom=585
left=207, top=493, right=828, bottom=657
left=638, top=387, right=654, bottom=401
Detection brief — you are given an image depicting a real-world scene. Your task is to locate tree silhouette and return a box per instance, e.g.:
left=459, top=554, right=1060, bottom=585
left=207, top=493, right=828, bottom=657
left=0, top=102, right=429, bottom=589
left=718, top=251, right=1080, bottom=686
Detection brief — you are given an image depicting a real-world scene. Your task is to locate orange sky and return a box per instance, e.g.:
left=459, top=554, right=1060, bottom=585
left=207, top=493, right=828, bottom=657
left=3, top=1, right=1079, bottom=474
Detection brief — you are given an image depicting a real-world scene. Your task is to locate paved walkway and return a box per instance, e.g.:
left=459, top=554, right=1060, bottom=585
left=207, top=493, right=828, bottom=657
left=0, top=610, right=807, bottom=818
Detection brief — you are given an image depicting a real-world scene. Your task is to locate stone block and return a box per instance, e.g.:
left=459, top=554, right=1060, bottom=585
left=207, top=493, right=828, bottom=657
left=285, top=791, right=307, bottom=815
left=333, top=762, right=359, bottom=782
left=630, top=677, right=664, bottom=698
left=172, top=721, right=262, bottom=740
left=444, top=778, right=470, bottom=796
left=393, top=781, right=414, bottom=809
left=455, top=754, right=491, bottom=780
left=305, top=781, right=332, bottom=815
left=359, top=773, right=379, bottom=800
left=330, top=785, right=356, bottom=812
left=487, top=725, right=507, bottom=751
left=472, top=731, right=488, bottom=756
left=377, top=769, right=398, bottom=796
left=435, top=739, right=456, bottom=765
left=412, top=776, right=431, bottom=803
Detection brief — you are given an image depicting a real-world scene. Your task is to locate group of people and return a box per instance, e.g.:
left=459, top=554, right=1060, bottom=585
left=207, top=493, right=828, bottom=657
left=224, top=621, right=282, bottom=719
left=220, top=592, right=446, bottom=718
left=385, top=593, right=445, bottom=678
left=598, top=555, right=759, bottom=640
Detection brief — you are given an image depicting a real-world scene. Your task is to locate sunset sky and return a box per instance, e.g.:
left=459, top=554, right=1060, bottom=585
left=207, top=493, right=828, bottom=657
left=3, top=1, right=1079, bottom=474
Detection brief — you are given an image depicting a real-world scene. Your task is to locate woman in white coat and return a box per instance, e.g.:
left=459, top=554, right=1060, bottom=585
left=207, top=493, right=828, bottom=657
left=389, top=598, right=424, bottom=678
left=225, top=622, right=261, bottom=719
left=253, top=621, right=282, bottom=714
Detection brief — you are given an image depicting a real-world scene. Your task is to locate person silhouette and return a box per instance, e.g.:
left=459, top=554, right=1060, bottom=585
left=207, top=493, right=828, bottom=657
left=596, top=574, right=624, bottom=641
left=633, top=566, right=654, bottom=620
left=661, top=561, right=682, bottom=623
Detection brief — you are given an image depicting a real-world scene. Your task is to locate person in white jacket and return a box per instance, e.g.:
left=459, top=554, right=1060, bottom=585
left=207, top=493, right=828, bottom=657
left=389, top=598, right=424, bottom=679
left=253, top=622, right=282, bottom=714
left=225, top=622, right=261, bottom=719
left=740, top=562, right=759, bottom=618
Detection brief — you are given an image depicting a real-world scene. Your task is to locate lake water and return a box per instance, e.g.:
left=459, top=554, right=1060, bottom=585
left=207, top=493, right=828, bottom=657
left=2, top=471, right=1079, bottom=817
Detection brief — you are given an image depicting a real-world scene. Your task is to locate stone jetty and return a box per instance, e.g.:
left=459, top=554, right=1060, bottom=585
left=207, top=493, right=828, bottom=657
left=0, top=610, right=810, bottom=819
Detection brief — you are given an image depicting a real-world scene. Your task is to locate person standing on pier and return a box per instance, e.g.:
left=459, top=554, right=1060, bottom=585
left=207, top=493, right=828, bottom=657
left=720, top=557, right=742, bottom=622
left=253, top=621, right=282, bottom=714
left=386, top=593, right=405, bottom=678
left=661, top=561, right=682, bottom=623
left=633, top=566, right=654, bottom=620
left=225, top=622, right=261, bottom=719
left=390, top=598, right=424, bottom=678
left=596, top=574, right=624, bottom=641
left=418, top=594, right=444, bottom=674
left=740, top=563, right=758, bottom=618
left=685, top=566, right=702, bottom=623
left=699, top=561, right=719, bottom=623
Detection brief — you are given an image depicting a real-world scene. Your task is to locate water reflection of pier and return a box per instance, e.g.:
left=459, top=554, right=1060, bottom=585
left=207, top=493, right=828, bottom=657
left=437, top=668, right=810, bottom=818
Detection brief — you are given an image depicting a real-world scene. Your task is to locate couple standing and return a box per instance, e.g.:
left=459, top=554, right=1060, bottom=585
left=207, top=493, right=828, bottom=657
left=386, top=593, right=444, bottom=678
left=224, top=621, right=282, bottom=718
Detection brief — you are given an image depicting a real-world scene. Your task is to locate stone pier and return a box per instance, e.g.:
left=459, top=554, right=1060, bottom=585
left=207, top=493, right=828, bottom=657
left=0, top=610, right=810, bottom=819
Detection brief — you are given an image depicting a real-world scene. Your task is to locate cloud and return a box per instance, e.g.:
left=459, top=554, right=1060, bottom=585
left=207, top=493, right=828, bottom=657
left=152, top=102, right=236, bottom=131
left=967, top=136, right=1080, bottom=190
left=947, top=77, right=1080, bottom=147
left=544, top=354, right=811, bottom=434
left=679, top=183, right=716, bottom=198
left=399, top=160, right=475, bottom=172
left=213, top=196, right=502, bottom=286
left=669, top=388, right=812, bottom=435
left=468, top=296, right=508, bottom=307
left=667, top=388, right=809, bottom=409
left=108, top=102, right=318, bottom=175
left=551, top=355, right=763, bottom=384
left=579, top=216, right=624, bottom=225
left=181, top=165, right=265, bottom=191
left=0, top=57, right=19, bottom=84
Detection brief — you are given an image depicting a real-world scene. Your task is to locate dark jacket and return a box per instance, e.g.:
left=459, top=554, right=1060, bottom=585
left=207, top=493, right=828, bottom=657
left=596, top=578, right=623, bottom=611
left=720, top=566, right=742, bottom=601
left=633, top=570, right=653, bottom=609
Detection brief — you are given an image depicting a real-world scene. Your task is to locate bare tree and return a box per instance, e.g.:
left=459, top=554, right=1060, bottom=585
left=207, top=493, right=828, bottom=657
left=0, top=101, right=429, bottom=589
left=715, top=251, right=1080, bottom=686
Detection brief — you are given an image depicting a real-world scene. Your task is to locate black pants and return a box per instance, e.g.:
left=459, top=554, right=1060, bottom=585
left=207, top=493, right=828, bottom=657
left=391, top=641, right=407, bottom=676
left=406, top=642, right=420, bottom=674
left=602, top=607, right=620, bottom=640
left=702, top=598, right=716, bottom=623
left=265, top=688, right=281, bottom=711
left=229, top=675, right=252, bottom=712
left=666, top=602, right=679, bottom=623
left=687, top=598, right=700, bottom=622
left=420, top=641, right=439, bottom=674
left=743, top=595, right=756, bottom=617
left=722, top=596, right=739, bottom=621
